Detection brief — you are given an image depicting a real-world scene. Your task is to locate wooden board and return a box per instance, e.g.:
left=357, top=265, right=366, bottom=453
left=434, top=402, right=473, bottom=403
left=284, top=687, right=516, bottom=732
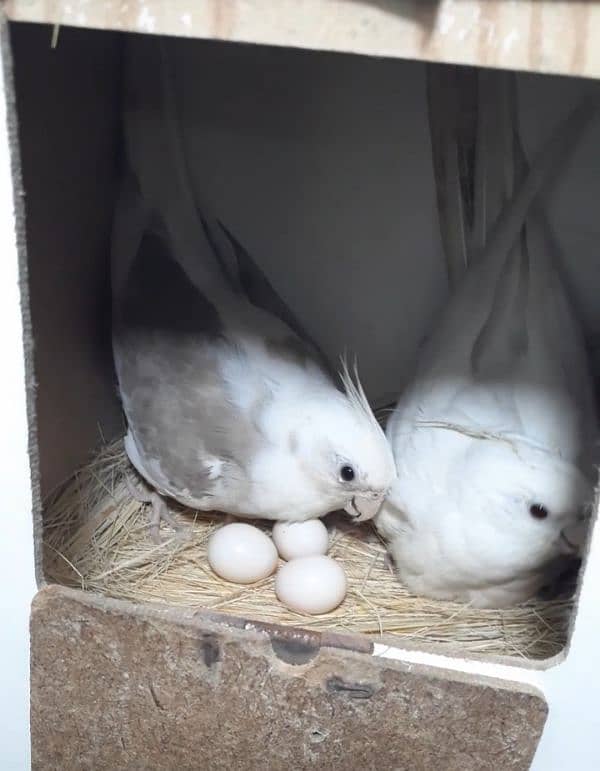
left=31, top=585, right=547, bottom=771
left=4, top=0, right=600, bottom=80
left=9, top=22, right=123, bottom=499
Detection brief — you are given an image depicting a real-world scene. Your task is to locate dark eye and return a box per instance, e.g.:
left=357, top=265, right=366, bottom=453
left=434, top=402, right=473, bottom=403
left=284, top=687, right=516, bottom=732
left=530, top=503, right=549, bottom=520
left=340, top=465, right=355, bottom=482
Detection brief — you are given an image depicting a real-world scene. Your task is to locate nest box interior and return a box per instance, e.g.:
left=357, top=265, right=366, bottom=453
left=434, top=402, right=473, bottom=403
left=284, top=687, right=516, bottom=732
left=9, top=20, right=600, bottom=666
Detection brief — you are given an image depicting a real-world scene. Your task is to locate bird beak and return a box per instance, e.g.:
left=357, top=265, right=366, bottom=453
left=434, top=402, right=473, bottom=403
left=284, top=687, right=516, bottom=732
left=344, top=494, right=385, bottom=522
left=559, top=520, right=589, bottom=556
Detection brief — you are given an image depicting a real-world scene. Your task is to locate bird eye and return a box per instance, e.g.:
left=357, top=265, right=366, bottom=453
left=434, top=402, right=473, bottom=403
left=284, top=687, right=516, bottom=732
left=529, top=503, right=549, bottom=520
left=340, top=465, right=355, bottom=482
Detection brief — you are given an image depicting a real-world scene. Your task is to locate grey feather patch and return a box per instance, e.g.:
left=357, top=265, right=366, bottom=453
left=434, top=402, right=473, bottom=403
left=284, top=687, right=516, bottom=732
left=471, top=231, right=530, bottom=380
left=115, top=329, right=262, bottom=504
left=220, top=221, right=333, bottom=376
left=265, top=335, right=319, bottom=371
left=426, top=64, right=475, bottom=289
left=482, top=97, right=599, bottom=272
left=471, top=71, right=514, bottom=253
left=113, top=220, right=223, bottom=339
left=112, top=215, right=262, bottom=504
left=128, top=36, right=332, bottom=377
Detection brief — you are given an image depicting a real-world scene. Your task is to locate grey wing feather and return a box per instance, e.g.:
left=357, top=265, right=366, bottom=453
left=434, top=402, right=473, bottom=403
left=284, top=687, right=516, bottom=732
left=470, top=84, right=597, bottom=380
left=112, top=208, right=260, bottom=504
left=120, top=34, right=329, bottom=371
left=480, top=97, right=598, bottom=276
left=521, top=208, right=599, bottom=468
left=218, top=221, right=334, bottom=376
left=534, top=209, right=598, bottom=433
left=426, top=65, right=472, bottom=289
left=121, top=37, right=225, bottom=299
left=409, top=90, right=598, bottom=390
left=471, top=71, right=515, bottom=253
left=113, top=35, right=337, bottom=504
left=471, top=232, right=530, bottom=380
left=471, top=76, right=530, bottom=380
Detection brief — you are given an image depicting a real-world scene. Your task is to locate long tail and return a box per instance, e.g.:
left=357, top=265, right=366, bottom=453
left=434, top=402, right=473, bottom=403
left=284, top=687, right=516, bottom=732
left=118, top=36, right=234, bottom=298
left=481, top=93, right=598, bottom=269
left=115, top=36, right=333, bottom=372
left=426, top=64, right=473, bottom=290
left=428, top=69, right=598, bottom=285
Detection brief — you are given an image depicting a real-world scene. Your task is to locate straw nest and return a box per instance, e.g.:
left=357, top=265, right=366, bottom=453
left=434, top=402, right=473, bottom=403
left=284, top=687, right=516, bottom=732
left=43, top=439, right=575, bottom=661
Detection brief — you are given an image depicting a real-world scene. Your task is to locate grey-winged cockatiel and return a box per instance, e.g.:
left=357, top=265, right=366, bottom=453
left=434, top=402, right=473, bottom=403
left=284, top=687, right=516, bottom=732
left=112, top=38, right=395, bottom=541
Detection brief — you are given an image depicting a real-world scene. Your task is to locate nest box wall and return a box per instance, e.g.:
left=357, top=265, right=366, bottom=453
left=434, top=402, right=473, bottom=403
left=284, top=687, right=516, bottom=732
left=10, top=23, right=123, bottom=500
left=7, top=17, right=600, bottom=771
left=12, top=22, right=600, bottom=504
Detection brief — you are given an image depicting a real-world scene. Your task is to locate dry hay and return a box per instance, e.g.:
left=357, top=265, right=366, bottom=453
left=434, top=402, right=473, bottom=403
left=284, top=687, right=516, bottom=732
left=43, top=439, right=574, bottom=661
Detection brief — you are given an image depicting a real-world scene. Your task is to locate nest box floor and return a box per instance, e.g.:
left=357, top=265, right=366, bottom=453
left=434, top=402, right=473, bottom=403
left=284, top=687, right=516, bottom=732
left=43, top=440, right=575, bottom=661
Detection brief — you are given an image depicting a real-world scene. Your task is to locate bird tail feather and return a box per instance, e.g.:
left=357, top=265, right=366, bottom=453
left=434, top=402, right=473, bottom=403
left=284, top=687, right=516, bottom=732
left=114, top=37, right=236, bottom=299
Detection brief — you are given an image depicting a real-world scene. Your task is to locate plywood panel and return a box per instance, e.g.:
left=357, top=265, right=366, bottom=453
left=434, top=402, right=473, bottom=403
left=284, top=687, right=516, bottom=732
left=31, top=585, right=548, bottom=771
left=10, top=24, right=123, bottom=498
left=5, top=0, right=600, bottom=79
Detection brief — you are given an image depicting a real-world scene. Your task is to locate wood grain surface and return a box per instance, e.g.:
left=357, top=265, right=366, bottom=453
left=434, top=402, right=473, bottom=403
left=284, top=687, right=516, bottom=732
left=5, top=0, right=600, bottom=80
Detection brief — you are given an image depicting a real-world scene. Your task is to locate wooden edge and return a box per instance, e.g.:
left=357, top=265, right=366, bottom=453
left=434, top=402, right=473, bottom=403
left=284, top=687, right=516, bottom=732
left=4, top=0, right=600, bottom=81
left=31, top=583, right=549, bottom=770
left=33, top=583, right=550, bottom=702
left=35, top=576, right=567, bottom=672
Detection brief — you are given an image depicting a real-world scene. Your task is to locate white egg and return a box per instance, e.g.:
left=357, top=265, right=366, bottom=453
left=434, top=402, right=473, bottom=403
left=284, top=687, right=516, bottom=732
left=272, top=519, right=329, bottom=561
left=275, top=555, right=347, bottom=615
left=207, top=523, right=278, bottom=584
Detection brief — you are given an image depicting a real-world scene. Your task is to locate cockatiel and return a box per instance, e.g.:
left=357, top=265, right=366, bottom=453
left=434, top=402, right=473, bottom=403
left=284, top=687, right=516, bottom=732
left=112, top=38, right=395, bottom=541
left=376, top=71, right=598, bottom=608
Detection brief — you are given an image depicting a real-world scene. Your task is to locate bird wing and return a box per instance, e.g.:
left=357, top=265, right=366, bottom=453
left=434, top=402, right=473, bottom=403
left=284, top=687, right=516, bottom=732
left=116, top=34, right=330, bottom=373
left=112, top=197, right=263, bottom=506
left=470, top=78, right=598, bottom=458
left=113, top=36, right=340, bottom=507
left=391, top=80, right=598, bottom=445
left=426, top=64, right=472, bottom=290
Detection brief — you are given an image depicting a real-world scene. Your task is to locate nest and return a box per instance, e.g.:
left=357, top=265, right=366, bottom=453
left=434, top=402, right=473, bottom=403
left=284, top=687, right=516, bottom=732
left=43, top=439, right=574, bottom=661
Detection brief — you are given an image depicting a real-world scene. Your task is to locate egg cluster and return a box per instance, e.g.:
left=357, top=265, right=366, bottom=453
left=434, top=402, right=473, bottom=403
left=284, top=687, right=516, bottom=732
left=207, top=519, right=346, bottom=615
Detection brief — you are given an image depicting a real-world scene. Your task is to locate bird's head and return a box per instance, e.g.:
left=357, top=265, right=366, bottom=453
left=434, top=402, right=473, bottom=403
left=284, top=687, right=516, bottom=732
left=456, top=439, right=593, bottom=563
left=292, top=366, right=396, bottom=522
left=378, top=427, right=593, bottom=606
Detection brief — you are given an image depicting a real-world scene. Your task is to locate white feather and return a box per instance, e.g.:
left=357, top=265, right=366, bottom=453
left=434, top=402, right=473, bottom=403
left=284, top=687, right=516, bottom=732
left=377, top=77, right=598, bottom=608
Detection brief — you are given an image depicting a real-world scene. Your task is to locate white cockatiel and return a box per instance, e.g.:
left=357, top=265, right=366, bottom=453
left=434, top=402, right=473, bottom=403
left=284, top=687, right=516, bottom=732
left=112, top=37, right=395, bottom=541
left=377, top=72, right=599, bottom=608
